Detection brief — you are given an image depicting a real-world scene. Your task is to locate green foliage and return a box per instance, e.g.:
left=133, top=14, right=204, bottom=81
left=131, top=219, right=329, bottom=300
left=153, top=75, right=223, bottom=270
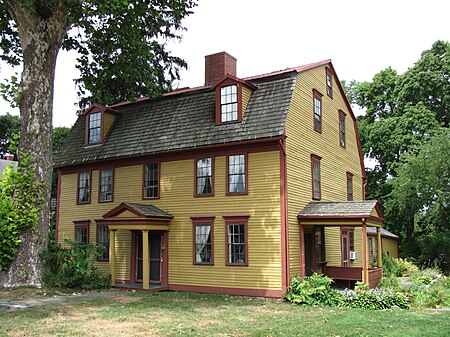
left=284, top=274, right=342, bottom=307
left=43, top=240, right=110, bottom=290
left=382, top=252, right=401, bottom=277
left=0, top=112, right=20, bottom=156
left=341, top=287, right=409, bottom=310
left=0, top=153, right=45, bottom=270
left=285, top=273, right=409, bottom=310
left=396, top=258, right=419, bottom=276
left=379, top=275, right=400, bottom=290
left=0, top=74, right=20, bottom=108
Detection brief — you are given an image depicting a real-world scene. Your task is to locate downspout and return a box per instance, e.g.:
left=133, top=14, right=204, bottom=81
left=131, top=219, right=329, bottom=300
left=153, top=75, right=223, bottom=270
left=279, top=137, right=290, bottom=291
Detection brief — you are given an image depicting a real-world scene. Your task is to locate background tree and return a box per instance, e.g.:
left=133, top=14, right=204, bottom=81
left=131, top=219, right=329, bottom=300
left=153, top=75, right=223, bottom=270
left=347, top=40, right=450, bottom=269
left=0, top=0, right=197, bottom=287
left=0, top=112, right=19, bottom=157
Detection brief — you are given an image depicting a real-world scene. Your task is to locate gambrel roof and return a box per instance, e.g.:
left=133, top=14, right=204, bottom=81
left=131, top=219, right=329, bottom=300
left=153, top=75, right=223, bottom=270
left=54, top=72, right=297, bottom=168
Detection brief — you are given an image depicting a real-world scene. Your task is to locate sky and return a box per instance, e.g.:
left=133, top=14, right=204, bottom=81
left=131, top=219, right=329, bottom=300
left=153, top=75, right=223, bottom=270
left=0, top=0, right=449, bottom=127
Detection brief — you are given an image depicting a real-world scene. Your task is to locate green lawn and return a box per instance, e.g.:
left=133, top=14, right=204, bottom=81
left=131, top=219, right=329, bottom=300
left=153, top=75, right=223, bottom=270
left=0, top=290, right=449, bottom=336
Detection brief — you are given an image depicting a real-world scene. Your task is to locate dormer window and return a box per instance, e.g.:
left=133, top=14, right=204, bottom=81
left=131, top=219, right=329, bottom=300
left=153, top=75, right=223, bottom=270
left=83, top=103, right=118, bottom=146
left=220, top=85, right=238, bottom=122
left=88, top=112, right=101, bottom=144
left=213, top=76, right=256, bottom=126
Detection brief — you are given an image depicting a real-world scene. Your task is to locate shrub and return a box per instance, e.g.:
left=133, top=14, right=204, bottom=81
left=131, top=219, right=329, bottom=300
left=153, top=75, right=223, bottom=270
left=414, top=277, right=450, bottom=308
left=43, top=239, right=110, bottom=290
left=379, top=275, right=400, bottom=290
left=396, top=258, right=418, bottom=276
left=382, top=252, right=401, bottom=277
left=284, top=274, right=342, bottom=307
left=342, top=288, right=409, bottom=310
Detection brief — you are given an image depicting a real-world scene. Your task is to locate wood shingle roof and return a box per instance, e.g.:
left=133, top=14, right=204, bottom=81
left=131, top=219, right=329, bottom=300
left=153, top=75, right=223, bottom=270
left=54, top=72, right=297, bottom=168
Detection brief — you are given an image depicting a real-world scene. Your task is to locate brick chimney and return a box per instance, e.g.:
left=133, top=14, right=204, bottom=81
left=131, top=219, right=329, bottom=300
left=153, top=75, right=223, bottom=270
left=205, top=52, right=237, bottom=86
left=4, top=153, right=14, bottom=161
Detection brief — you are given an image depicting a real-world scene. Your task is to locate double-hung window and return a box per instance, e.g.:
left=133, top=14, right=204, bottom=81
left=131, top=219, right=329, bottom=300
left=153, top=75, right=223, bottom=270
left=192, top=216, right=215, bottom=265
left=220, top=85, right=238, bottom=122
left=97, top=225, right=109, bottom=260
left=99, top=168, right=113, bottom=202
left=74, top=220, right=90, bottom=244
left=143, top=163, right=159, bottom=198
left=326, top=68, right=333, bottom=98
left=88, top=112, right=101, bottom=144
left=196, top=157, right=213, bottom=196
left=224, top=215, right=249, bottom=266
left=339, top=110, right=346, bottom=147
left=227, top=154, right=246, bottom=194
left=311, top=155, right=321, bottom=200
left=78, top=171, right=91, bottom=204
left=347, top=172, right=353, bottom=201
left=313, top=90, right=323, bottom=132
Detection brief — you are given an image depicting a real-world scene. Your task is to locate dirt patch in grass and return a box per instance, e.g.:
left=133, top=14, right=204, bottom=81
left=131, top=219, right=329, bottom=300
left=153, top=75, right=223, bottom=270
left=0, top=286, right=81, bottom=302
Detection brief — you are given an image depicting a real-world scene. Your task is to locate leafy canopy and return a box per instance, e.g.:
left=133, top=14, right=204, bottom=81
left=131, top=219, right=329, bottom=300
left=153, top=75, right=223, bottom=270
left=0, top=0, right=198, bottom=108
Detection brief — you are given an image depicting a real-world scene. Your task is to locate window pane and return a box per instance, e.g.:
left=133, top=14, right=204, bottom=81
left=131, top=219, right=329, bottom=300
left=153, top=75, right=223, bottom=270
left=227, top=224, right=246, bottom=264
left=100, top=169, right=113, bottom=202
left=144, top=163, right=159, bottom=198
left=228, top=155, right=246, bottom=193
left=78, top=172, right=90, bottom=203
left=97, top=226, right=109, bottom=259
left=196, top=158, right=212, bottom=195
left=195, top=225, right=212, bottom=263
left=220, top=85, right=238, bottom=122
left=88, top=112, right=101, bottom=144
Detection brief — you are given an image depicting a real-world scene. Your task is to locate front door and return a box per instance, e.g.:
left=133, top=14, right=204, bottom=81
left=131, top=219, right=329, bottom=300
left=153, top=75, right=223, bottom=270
left=132, top=231, right=162, bottom=284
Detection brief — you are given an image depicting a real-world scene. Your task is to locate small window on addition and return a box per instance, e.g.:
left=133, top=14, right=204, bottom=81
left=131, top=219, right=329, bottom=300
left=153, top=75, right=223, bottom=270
left=143, top=163, right=159, bottom=198
left=220, top=85, right=238, bottom=122
left=313, top=90, right=323, bottom=133
left=326, top=68, right=333, bottom=98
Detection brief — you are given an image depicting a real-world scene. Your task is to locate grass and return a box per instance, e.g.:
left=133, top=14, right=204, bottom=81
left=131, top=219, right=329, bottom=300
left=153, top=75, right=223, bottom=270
left=0, top=289, right=449, bottom=336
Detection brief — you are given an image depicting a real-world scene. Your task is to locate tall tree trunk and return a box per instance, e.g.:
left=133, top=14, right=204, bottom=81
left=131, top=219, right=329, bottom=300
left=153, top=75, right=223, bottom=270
left=0, top=1, right=68, bottom=287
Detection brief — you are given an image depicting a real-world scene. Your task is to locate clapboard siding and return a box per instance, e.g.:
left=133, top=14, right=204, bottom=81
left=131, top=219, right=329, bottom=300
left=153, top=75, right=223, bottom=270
left=58, top=150, right=282, bottom=291
left=285, top=66, right=364, bottom=277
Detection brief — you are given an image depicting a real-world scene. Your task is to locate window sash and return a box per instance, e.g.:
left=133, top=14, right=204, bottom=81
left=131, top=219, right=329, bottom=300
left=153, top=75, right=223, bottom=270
left=144, top=163, right=159, bottom=198
left=196, top=158, right=213, bottom=195
left=314, top=97, right=322, bottom=131
left=326, top=73, right=333, bottom=96
left=347, top=174, right=353, bottom=201
left=195, top=225, right=212, bottom=263
left=88, top=112, right=101, bottom=144
left=97, top=225, right=109, bottom=260
left=99, top=169, right=113, bottom=202
left=339, top=114, right=346, bottom=147
left=228, top=154, right=246, bottom=193
left=76, top=226, right=88, bottom=244
left=78, top=172, right=90, bottom=203
left=312, top=160, right=320, bottom=199
left=220, top=85, right=238, bottom=122
left=314, top=226, right=325, bottom=263
left=227, top=224, right=246, bottom=264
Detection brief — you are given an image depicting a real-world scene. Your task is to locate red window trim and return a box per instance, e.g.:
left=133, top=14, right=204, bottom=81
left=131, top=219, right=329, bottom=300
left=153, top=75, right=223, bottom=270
left=346, top=172, right=354, bottom=201
left=326, top=67, right=333, bottom=98
left=98, top=167, right=114, bottom=203
left=191, top=216, right=215, bottom=265
left=73, top=219, right=90, bottom=244
left=339, top=110, right=346, bottom=148
left=76, top=171, right=92, bottom=205
left=310, top=154, right=322, bottom=200
left=312, top=89, right=323, bottom=133
left=223, top=214, right=250, bottom=267
left=96, top=223, right=109, bottom=261
left=85, top=110, right=104, bottom=146
left=194, top=157, right=215, bottom=197
left=226, top=153, right=248, bottom=195
left=142, top=162, right=160, bottom=199
left=215, top=79, right=243, bottom=126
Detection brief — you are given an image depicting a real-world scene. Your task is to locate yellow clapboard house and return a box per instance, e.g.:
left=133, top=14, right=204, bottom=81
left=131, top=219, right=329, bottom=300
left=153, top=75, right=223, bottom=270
left=54, top=52, right=398, bottom=296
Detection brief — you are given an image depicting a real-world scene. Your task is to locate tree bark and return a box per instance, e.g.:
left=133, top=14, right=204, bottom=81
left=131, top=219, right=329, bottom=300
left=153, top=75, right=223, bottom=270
left=0, top=1, right=68, bottom=287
